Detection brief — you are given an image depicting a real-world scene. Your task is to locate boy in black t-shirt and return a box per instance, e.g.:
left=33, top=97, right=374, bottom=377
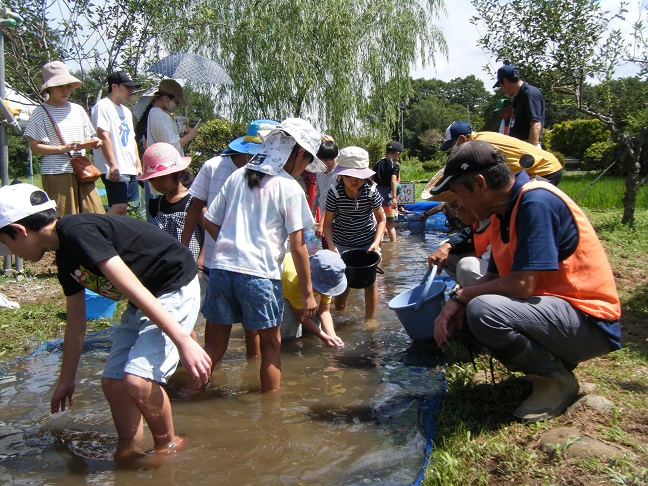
left=372, top=141, right=402, bottom=241
left=0, top=183, right=211, bottom=462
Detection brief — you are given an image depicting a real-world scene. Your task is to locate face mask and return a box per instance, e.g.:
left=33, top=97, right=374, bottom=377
left=167, top=100, right=179, bottom=113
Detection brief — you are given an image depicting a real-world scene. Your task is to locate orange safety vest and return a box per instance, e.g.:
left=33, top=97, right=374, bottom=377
left=489, top=180, right=621, bottom=321
left=472, top=221, right=491, bottom=257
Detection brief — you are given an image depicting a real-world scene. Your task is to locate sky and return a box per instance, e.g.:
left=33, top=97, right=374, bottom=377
left=411, top=0, right=643, bottom=92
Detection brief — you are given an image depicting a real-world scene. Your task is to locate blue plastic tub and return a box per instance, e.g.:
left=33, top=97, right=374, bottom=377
left=85, top=289, right=118, bottom=320
left=388, top=281, right=446, bottom=341
left=406, top=213, right=426, bottom=234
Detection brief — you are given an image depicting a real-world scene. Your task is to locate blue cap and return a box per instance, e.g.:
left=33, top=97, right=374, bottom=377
left=440, top=122, right=472, bottom=151
left=493, top=64, right=519, bottom=88
left=310, top=250, right=347, bottom=296
left=227, top=119, right=279, bottom=154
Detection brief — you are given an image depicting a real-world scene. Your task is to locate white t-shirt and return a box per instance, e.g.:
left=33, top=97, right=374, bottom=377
left=205, top=167, right=315, bottom=280
left=23, top=103, right=96, bottom=175
left=188, top=154, right=237, bottom=268
left=146, top=107, right=183, bottom=155
left=91, top=97, right=138, bottom=175
left=314, top=170, right=338, bottom=213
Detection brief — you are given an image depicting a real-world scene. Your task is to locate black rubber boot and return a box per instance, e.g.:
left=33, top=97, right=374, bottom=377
left=492, top=334, right=579, bottom=422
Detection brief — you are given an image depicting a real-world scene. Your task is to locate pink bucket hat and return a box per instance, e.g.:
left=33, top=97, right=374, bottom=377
left=138, top=143, right=191, bottom=180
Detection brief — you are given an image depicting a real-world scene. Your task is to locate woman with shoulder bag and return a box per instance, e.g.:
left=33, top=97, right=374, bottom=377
left=24, top=61, right=105, bottom=215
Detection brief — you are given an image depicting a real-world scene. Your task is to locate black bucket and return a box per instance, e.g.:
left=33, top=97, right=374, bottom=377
left=340, top=250, right=383, bottom=289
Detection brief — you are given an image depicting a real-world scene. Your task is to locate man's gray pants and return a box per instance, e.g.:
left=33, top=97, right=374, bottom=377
left=466, top=295, right=612, bottom=365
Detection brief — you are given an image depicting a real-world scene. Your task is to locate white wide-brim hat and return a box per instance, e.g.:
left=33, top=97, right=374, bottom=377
left=332, top=146, right=375, bottom=179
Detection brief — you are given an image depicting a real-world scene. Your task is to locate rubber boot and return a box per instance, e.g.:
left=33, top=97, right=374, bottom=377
left=492, top=334, right=579, bottom=422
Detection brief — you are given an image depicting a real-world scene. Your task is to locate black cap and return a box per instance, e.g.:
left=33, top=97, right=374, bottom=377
left=428, top=140, right=505, bottom=195
left=386, top=141, right=403, bottom=152
left=106, top=71, right=141, bottom=88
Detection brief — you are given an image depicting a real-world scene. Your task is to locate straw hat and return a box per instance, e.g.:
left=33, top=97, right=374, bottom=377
left=421, top=168, right=458, bottom=204
left=40, top=61, right=82, bottom=95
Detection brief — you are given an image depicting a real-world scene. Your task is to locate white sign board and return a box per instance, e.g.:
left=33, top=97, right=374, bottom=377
left=396, top=182, right=415, bottom=204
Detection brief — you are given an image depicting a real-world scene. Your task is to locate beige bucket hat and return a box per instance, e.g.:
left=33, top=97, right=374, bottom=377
left=40, top=61, right=82, bottom=95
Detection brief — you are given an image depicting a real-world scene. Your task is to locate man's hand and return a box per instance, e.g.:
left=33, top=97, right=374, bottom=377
left=433, top=300, right=465, bottom=349
left=428, top=242, right=451, bottom=271
left=51, top=382, right=76, bottom=413
left=107, top=166, right=121, bottom=183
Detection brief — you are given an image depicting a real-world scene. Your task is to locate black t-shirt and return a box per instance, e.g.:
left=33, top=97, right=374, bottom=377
left=372, top=157, right=400, bottom=187
left=55, top=214, right=197, bottom=300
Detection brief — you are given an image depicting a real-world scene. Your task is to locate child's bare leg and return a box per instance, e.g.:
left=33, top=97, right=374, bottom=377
left=364, top=282, right=378, bottom=319
left=335, top=288, right=350, bottom=311
left=122, top=373, right=181, bottom=452
left=184, top=322, right=231, bottom=391
left=386, top=221, right=396, bottom=241
left=102, top=377, right=145, bottom=460
left=258, top=326, right=282, bottom=392
left=245, top=329, right=260, bottom=358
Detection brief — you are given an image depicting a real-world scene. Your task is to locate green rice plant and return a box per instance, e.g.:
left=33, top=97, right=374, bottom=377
left=559, top=173, right=648, bottom=210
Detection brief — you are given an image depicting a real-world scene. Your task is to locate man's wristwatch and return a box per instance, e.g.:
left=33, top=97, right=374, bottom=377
left=448, top=286, right=466, bottom=305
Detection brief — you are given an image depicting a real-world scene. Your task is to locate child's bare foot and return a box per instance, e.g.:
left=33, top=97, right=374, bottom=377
left=149, top=435, right=186, bottom=455
left=113, top=438, right=147, bottom=463
left=364, top=317, right=380, bottom=331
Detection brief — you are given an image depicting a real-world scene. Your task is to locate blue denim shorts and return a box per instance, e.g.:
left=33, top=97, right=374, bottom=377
left=203, top=269, right=283, bottom=330
left=102, top=276, right=200, bottom=384
left=101, top=174, right=139, bottom=206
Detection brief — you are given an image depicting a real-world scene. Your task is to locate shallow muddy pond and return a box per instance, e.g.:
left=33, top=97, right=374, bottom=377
left=0, top=216, right=453, bottom=485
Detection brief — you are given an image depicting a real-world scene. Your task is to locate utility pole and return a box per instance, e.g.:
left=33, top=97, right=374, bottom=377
left=0, top=3, right=24, bottom=271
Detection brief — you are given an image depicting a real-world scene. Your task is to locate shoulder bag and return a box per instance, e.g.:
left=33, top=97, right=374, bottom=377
left=41, top=104, right=102, bottom=184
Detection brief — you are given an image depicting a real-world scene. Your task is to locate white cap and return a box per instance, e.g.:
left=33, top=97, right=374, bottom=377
left=0, top=183, right=56, bottom=254
left=0, top=183, right=57, bottom=229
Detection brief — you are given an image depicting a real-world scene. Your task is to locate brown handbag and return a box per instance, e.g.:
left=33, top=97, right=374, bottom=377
left=41, top=104, right=102, bottom=184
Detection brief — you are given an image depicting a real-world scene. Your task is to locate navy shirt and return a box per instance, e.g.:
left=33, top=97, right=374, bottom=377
left=510, top=82, right=545, bottom=142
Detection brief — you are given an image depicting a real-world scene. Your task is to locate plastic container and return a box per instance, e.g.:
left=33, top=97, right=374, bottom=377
left=406, top=212, right=425, bottom=233
left=85, top=289, right=118, bottom=320
left=388, top=281, right=446, bottom=341
left=340, top=250, right=383, bottom=289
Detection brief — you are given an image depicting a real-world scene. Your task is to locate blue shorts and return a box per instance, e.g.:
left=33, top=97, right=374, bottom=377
left=102, top=276, right=200, bottom=384
left=203, top=269, right=283, bottom=330
left=101, top=174, right=139, bottom=206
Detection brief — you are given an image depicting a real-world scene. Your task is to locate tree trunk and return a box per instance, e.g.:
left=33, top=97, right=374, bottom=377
left=622, top=146, right=641, bottom=227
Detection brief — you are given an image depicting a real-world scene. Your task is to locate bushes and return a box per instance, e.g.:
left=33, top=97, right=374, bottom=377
left=187, top=118, right=246, bottom=173
left=8, top=133, right=40, bottom=179
left=581, top=142, right=625, bottom=175
left=549, top=119, right=610, bottom=159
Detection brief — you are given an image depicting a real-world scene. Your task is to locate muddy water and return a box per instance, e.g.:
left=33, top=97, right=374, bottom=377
left=0, top=217, right=452, bottom=485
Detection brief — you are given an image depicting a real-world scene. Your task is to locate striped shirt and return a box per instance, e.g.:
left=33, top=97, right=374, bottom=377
left=325, top=181, right=383, bottom=248
left=23, top=103, right=96, bottom=175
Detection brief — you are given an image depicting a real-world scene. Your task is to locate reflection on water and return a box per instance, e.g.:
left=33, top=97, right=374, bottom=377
left=0, top=217, right=453, bottom=485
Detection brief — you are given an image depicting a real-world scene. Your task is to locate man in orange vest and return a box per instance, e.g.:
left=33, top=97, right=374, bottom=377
left=429, top=140, right=621, bottom=422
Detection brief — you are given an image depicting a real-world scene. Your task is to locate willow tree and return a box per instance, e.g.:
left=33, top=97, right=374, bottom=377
left=174, top=0, right=447, bottom=136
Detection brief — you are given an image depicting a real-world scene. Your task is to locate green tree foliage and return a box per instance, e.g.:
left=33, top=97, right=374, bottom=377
left=581, top=141, right=623, bottom=174
left=549, top=119, right=610, bottom=160
left=471, top=0, right=645, bottom=226
left=402, top=77, right=489, bottom=159
left=172, top=0, right=447, bottom=136
left=3, top=0, right=67, bottom=99
left=7, top=133, right=38, bottom=179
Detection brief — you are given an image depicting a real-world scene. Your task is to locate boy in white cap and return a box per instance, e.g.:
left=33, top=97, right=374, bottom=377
left=201, top=118, right=325, bottom=393
left=0, top=183, right=211, bottom=460
left=322, top=146, right=386, bottom=319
